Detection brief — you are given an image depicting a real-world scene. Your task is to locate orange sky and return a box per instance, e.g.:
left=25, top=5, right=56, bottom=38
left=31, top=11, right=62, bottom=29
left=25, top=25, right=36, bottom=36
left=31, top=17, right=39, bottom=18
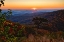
left=1, top=0, right=64, bottom=10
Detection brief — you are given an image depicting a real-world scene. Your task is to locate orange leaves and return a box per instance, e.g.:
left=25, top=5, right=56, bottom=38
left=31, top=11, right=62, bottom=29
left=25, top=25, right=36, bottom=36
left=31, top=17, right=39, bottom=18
left=48, top=23, right=52, bottom=27
left=1, top=36, right=6, bottom=41
left=17, top=25, right=22, bottom=30
left=0, top=28, right=4, bottom=31
left=8, top=27, right=14, bottom=35
left=3, top=20, right=14, bottom=26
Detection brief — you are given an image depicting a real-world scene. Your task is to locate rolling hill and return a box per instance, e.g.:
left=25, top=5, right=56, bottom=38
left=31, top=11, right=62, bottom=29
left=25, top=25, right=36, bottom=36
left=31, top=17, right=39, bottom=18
left=7, top=10, right=64, bottom=24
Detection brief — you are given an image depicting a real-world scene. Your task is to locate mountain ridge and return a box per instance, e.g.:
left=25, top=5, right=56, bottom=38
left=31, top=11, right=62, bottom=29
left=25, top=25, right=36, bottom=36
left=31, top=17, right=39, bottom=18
left=6, top=10, right=64, bottom=24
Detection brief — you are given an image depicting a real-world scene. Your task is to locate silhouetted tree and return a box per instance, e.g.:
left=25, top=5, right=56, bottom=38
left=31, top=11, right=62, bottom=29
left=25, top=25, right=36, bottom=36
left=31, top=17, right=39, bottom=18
left=32, top=17, right=48, bottom=28
left=0, top=0, right=12, bottom=28
left=0, top=0, right=5, bottom=7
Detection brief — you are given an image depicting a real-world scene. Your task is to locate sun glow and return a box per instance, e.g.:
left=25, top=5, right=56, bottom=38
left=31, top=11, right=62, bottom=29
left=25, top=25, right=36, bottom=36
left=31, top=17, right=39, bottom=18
left=1, top=0, right=64, bottom=9
left=32, top=8, right=37, bottom=10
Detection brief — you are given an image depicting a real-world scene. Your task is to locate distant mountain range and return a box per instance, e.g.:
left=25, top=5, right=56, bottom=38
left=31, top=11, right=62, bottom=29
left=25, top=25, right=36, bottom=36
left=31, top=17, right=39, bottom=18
left=6, top=10, right=64, bottom=24
left=2, top=9, right=57, bottom=16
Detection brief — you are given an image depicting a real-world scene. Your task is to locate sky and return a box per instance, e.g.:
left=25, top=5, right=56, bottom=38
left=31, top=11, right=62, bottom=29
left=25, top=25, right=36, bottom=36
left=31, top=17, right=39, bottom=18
left=1, top=0, right=64, bottom=10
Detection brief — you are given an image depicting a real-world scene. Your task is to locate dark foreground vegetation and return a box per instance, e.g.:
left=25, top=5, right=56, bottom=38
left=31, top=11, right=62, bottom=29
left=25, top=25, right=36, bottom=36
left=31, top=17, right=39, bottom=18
left=0, top=9, right=64, bottom=42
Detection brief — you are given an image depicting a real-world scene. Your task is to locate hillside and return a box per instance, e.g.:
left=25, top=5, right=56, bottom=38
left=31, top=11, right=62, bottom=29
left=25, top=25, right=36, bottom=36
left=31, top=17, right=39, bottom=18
left=0, top=10, right=64, bottom=42
left=6, top=10, right=64, bottom=31
left=35, top=10, right=64, bottom=31
left=7, top=10, right=64, bottom=24
left=47, top=10, right=64, bottom=31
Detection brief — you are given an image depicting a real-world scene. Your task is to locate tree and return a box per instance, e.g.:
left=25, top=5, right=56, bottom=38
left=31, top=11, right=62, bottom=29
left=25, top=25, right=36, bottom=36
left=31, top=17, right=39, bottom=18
left=32, top=17, right=48, bottom=28
left=0, top=0, right=5, bottom=27
left=0, top=0, right=5, bottom=7
left=0, top=0, right=12, bottom=27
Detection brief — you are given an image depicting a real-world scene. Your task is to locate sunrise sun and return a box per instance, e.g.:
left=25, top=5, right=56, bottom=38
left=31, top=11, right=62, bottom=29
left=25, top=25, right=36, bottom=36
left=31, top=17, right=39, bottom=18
left=32, top=8, right=37, bottom=10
